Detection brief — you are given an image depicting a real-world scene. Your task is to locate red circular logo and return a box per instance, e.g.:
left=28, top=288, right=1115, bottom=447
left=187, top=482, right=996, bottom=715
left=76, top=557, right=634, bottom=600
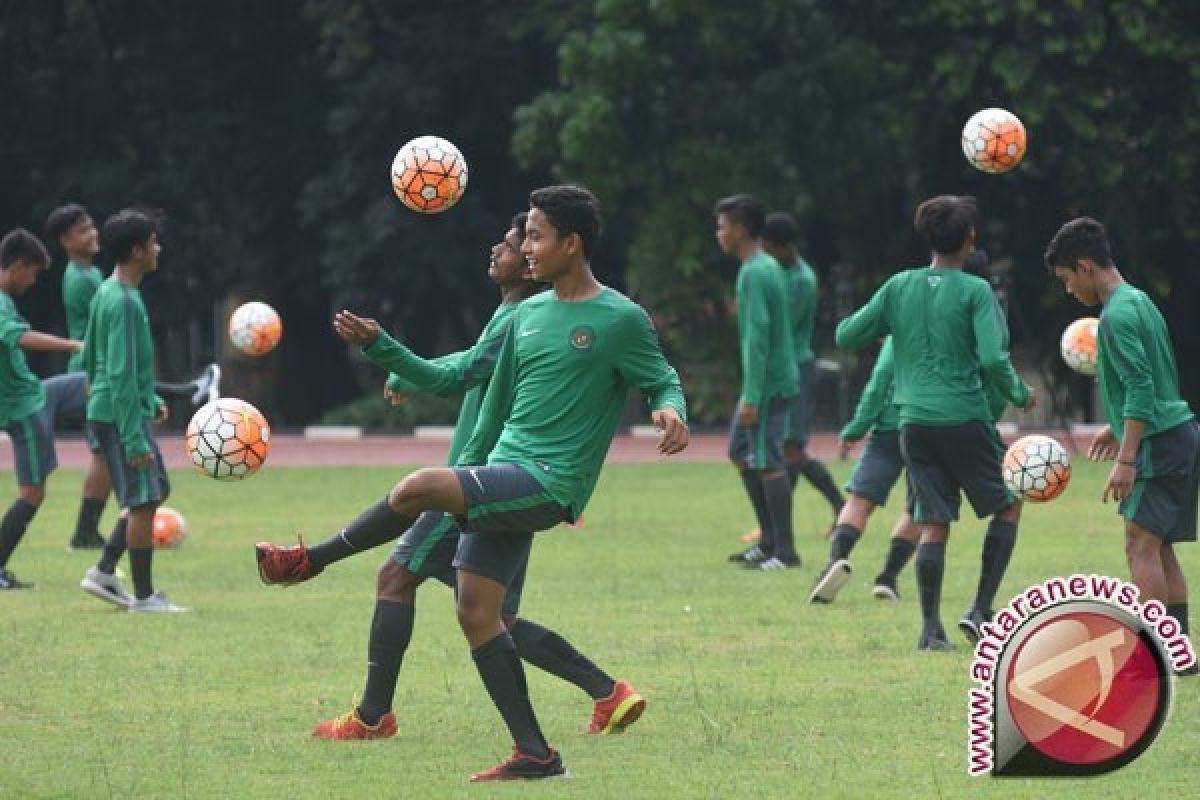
left=1005, top=611, right=1163, bottom=765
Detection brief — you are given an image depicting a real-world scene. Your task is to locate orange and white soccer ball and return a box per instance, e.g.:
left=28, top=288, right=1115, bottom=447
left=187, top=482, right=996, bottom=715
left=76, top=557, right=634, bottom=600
left=391, top=135, right=468, bottom=214
left=229, top=301, right=282, bottom=357
left=186, top=398, right=271, bottom=481
left=1060, top=317, right=1099, bottom=375
left=152, top=507, right=188, bottom=549
left=961, top=108, right=1027, bottom=174
left=1002, top=434, right=1071, bottom=503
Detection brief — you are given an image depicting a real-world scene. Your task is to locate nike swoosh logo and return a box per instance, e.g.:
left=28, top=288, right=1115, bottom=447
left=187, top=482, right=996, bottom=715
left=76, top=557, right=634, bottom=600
left=520, top=329, right=540, bottom=337
left=468, top=469, right=485, bottom=492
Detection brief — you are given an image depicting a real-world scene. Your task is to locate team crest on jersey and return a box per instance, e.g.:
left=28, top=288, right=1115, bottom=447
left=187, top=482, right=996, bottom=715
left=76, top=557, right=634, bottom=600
left=569, top=325, right=596, bottom=350
left=928, top=274, right=943, bottom=288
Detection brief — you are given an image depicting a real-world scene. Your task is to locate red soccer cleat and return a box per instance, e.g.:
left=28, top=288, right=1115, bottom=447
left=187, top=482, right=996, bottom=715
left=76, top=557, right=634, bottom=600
left=311, top=708, right=398, bottom=740
left=255, top=538, right=321, bottom=586
left=586, top=680, right=646, bottom=734
left=469, top=747, right=566, bottom=782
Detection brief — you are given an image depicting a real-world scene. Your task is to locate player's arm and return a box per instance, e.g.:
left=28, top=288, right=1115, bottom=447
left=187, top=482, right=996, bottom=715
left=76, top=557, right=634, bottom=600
left=835, top=279, right=891, bottom=351
left=1098, top=313, right=1156, bottom=503
left=457, top=319, right=518, bottom=466
left=738, top=270, right=770, bottom=408
left=102, top=303, right=151, bottom=461
left=841, top=338, right=894, bottom=443
left=972, top=289, right=1031, bottom=410
left=18, top=330, right=83, bottom=353
left=617, top=307, right=688, bottom=455
left=384, top=353, right=458, bottom=395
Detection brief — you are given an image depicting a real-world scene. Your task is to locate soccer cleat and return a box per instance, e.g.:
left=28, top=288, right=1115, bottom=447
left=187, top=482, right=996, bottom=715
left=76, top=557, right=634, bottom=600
left=128, top=591, right=191, bottom=613
left=192, top=363, right=222, bottom=405
left=312, top=708, right=398, bottom=740
left=728, top=545, right=767, bottom=564
left=809, top=559, right=852, bottom=604
left=739, top=527, right=761, bottom=544
left=918, top=626, right=954, bottom=651
left=957, top=608, right=992, bottom=645
left=586, top=680, right=646, bottom=735
left=469, top=747, right=567, bottom=782
left=67, top=530, right=106, bottom=551
left=871, top=575, right=900, bottom=602
left=0, top=568, right=35, bottom=590
left=255, top=538, right=322, bottom=586
left=757, top=555, right=801, bottom=571
left=80, top=566, right=132, bottom=607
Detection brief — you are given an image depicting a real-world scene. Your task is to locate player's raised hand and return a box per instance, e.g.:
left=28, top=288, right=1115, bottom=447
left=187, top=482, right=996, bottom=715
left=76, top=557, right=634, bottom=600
left=383, top=383, right=411, bottom=407
left=1088, top=425, right=1118, bottom=461
left=652, top=408, right=689, bottom=455
left=333, top=310, right=382, bottom=347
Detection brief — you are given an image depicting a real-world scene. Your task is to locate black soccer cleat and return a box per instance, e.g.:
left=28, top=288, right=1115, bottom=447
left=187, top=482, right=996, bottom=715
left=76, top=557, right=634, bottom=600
left=918, top=625, right=954, bottom=652
left=871, top=574, right=899, bottom=601
left=0, top=568, right=35, bottom=590
left=728, top=545, right=768, bottom=565
left=957, top=608, right=992, bottom=645
left=67, top=529, right=106, bottom=551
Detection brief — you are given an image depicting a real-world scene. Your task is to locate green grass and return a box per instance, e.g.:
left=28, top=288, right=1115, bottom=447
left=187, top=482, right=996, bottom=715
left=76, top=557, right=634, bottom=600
left=1, top=460, right=1198, bottom=798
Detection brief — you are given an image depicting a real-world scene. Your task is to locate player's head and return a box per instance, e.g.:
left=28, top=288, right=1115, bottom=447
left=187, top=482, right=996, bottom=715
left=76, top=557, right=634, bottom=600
left=490, top=211, right=535, bottom=287
left=762, top=211, right=799, bottom=265
left=913, top=195, right=977, bottom=257
left=1044, top=217, right=1114, bottom=308
left=524, top=185, right=601, bottom=281
left=0, top=228, right=51, bottom=295
left=713, top=194, right=765, bottom=257
left=45, top=203, right=98, bottom=260
left=103, top=209, right=161, bottom=272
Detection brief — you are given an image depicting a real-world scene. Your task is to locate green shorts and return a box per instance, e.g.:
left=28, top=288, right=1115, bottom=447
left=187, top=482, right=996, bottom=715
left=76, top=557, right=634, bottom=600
left=728, top=394, right=792, bottom=471
left=6, top=409, right=55, bottom=488
left=89, top=420, right=170, bottom=509
left=1121, top=419, right=1199, bottom=544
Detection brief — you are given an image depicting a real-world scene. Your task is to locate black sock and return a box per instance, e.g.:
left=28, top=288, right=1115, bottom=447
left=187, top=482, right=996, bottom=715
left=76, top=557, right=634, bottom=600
left=74, top=497, right=107, bottom=540
left=915, top=542, right=946, bottom=631
left=761, top=473, right=796, bottom=561
left=129, top=547, right=154, bottom=600
left=0, top=499, right=39, bottom=569
left=973, top=519, right=1017, bottom=614
left=829, top=523, right=861, bottom=562
left=878, top=538, right=917, bottom=584
left=357, top=600, right=415, bottom=725
left=307, top=499, right=415, bottom=571
left=800, top=460, right=846, bottom=514
left=472, top=632, right=549, bottom=758
left=1167, top=603, right=1189, bottom=637
left=739, top=471, right=773, bottom=554
left=97, top=517, right=129, bottom=574
left=786, top=461, right=802, bottom=491
left=510, top=618, right=615, bottom=700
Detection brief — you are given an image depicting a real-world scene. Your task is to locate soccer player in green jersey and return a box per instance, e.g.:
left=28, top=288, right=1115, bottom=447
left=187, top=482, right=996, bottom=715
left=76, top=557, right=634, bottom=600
left=0, top=229, right=86, bottom=589
left=257, top=213, right=647, bottom=742
left=716, top=196, right=801, bottom=571
left=837, top=196, right=1035, bottom=650
left=762, top=213, right=845, bottom=534
left=1046, top=217, right=1197, bottom=673
left=77, top=210, right=187, bottom=613
left=258, top=186, right=688, bottom=781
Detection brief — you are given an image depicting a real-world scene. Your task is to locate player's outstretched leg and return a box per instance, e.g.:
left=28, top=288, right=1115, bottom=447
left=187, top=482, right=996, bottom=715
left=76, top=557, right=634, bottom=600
left=959, top=502, right=1021, bottom=644
left=915, top=526, right=952, bottom=651
left=191, top=363, right=221, bottom=405
left=810, top=493, right=875, bottom=603
left=872, top=514, right=919, bottom=601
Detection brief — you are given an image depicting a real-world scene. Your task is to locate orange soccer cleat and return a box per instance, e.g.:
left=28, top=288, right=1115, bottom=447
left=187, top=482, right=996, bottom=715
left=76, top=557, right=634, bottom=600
left=586, top=680, right=646, bottom=735
left=255, top=539, right=321, bottom=586
left=311, top=708, right=398, bottom=741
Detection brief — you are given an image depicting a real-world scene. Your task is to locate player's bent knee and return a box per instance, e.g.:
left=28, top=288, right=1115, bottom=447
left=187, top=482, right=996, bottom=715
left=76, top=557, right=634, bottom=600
left=376, top=560, right=420, bottom=602
left=19, top=485, right=46, bottom=507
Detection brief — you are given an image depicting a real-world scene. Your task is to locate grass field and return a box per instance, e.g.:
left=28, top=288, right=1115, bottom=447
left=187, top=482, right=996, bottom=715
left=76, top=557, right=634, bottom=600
left=1, top=459, right=1198, bottom=798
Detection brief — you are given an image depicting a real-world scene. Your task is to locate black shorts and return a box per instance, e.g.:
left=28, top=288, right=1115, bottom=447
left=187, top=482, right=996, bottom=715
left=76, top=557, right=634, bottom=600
left=728, top=394, right=791, bottom=471
left=391, top=510, right=526, bottom=615
left=1121, top=419, right=1199, bottom=544
left=846, top=430, right=905, bottom=507
left=89, top=419, right=170, bottom=509
left=900, top=422, right=1013, bottom=525
left=450, top=464, right=568, bottom=603
left=4, top=373, right=91, bottom=488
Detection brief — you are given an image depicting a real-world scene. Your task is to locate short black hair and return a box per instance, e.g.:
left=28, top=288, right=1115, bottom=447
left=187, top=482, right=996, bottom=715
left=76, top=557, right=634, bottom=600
left=45, top=203, right=91, bottom=243
left=102, top=209, right=158, bottom=263
left=1044, top=217, right=1114, bottom=271
left=529, top=185, right=601, bottom=258
left=0, top=228, right=51, bottom=270
left=762, top=212, right=799, bottom=246
left=713, top=194, right=766, bottom=238
left=913, top=195, right=977, bottom=255
left=510, top=211, right=529, bottom=244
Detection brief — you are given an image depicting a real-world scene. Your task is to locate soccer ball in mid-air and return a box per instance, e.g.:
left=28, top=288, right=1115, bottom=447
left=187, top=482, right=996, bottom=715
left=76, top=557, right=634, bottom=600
left=961, top=108, right=1027, bottom=174
left=1002, top=434, right=1071, bottom=503
left=391, top=135, right=468, bottom=213
left=186, top=398, right=271, bottom=481
left=1060, top=317, right=1099, bottom=375
left=152, top=507, right=188, bottom=549
left=229, top=301, right=282, bottom=357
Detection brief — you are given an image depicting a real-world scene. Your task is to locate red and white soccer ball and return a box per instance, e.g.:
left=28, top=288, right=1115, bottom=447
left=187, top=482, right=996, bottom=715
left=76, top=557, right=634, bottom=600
left=391, top=135, right=469, bottom=214
left=185, top=398, right=271, bottom=481
left=1060, top=317, right=1099, bottom=376
left=1002, top=434, right=1071, bottom=503
left=961, top=108, right=1027, bottom=174
left=229, top=301, right=282, bottom=357
left=152, top=507, right=188, bottom=549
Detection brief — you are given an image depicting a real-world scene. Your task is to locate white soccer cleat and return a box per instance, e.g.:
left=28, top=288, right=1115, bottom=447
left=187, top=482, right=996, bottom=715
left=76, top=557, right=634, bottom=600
left=809, top=559, right=853, bottom=603
left=80, top=566, right=133, bottom=608
left=128, top=591, right=191, bottom=614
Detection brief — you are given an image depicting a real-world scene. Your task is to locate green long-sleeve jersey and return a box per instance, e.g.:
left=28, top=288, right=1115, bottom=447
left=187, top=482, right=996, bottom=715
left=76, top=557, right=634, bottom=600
left=840, top=337, right=898, bottom=441
left=458, top=288, right=687, bottom=520
left=0, top=290, right=45, bottom=426
left=736, top=250, right=798, bottom=405
left=787, top=257, right=818, bottom=365
left=63, top=261, right=103, bottom=372
left=366, top=300, right=521, bottom=465
left=836, top=266, right=1028, bottom=427
left=82, top=278, right=158, bottom=458
left=1097, top=283, right=1193, bottom=441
